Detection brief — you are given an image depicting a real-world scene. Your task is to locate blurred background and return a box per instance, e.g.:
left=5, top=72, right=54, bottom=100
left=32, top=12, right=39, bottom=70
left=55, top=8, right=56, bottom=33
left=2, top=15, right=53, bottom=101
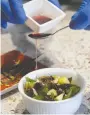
left=1, top=0, right=90, bottom=114
left=24, top=0, right=82, bottom=4
left=23, top=0, right=82, bottom=12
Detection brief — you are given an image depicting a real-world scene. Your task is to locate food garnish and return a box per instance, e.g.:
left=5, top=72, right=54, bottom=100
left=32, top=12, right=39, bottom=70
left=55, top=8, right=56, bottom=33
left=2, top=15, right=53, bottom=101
left=24, top=76, right=80, bottom=101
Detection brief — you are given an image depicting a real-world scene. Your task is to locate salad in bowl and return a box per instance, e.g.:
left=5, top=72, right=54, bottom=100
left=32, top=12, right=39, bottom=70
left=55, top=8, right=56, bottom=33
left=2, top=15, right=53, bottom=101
left=18, top=68, right=85, bottom=114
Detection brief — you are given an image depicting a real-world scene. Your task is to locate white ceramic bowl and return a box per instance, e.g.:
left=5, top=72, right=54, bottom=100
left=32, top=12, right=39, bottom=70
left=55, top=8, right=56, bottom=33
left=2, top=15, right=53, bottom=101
left=23, top=0, right=66, bottom=33
left=18, top=68, right=85, bottom=114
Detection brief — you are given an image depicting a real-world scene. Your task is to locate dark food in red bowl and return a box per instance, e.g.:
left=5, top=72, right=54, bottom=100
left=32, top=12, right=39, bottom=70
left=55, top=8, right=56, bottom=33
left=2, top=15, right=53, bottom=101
left=0, top=50, right=46, bottom=91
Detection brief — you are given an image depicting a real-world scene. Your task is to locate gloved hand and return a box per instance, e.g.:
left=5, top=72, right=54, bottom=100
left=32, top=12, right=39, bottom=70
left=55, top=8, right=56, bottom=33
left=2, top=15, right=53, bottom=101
left=48, top=0, right=61, bottom=9
left=1, top=0, right=27, bottom=28
left=69, top=0, right=90, bottom=30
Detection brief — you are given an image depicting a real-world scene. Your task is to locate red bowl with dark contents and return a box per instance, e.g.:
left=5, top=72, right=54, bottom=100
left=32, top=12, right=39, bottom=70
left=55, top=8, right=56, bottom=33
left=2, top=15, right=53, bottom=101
left=0, top=50, right=46, bottom=94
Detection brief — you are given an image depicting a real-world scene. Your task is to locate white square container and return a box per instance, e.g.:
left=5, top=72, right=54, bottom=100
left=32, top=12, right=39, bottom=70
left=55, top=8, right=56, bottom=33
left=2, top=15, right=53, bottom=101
left=23, top=0, right=66, bottom=33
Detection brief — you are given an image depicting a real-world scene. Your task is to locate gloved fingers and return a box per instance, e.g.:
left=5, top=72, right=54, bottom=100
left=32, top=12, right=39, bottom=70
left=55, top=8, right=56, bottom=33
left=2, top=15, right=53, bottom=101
left=1, top=0, right=27, bottom=24
left=8, top=0, right=27, bottom=24
left=1, top=9, right=18, bottom=25
left=1, top=9, right=8, bottom=21
left=85, top=25, right=90, bottom=30
left=48, top=0, right=61, bottom=9
left=1, top=20, right=7, bottom=29
left=71, top=12, right=79, bottom=20
left=69, top=12, right=89, bottom=30
left=70, top=0, right=90, bottom=30
left=1, top=0, right=14, bottom=21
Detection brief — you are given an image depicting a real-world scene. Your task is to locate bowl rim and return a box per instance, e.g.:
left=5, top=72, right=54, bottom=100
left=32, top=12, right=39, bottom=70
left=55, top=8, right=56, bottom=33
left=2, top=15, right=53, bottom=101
left=18, top=68, right=86, bottom=104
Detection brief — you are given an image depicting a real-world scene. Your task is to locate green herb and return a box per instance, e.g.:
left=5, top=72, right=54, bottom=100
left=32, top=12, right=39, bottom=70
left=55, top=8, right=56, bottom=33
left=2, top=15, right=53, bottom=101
left=63, top=85, right=80, bottom=99
left=37, top=85, right=49, bottom=96
left=42, top=85, right=49, bottom=93
left=26, top=77, right=36, bottom=83
left=24, top=76, right=80, bottom=101
left=55, top=93, right=64, bottom=101
left=47, top=89, right=57, bottom=97
left=33, top=95, right=44, bottom=100
left=70, top=85, right=80, bottom=96
left=24, top=82, right=35, bottom=90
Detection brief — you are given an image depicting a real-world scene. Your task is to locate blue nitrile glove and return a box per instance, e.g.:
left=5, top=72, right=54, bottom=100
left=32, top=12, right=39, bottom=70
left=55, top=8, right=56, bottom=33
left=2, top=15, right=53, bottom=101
left=48, top=0, right=61, bottom=9
left=1, top=0, right=27, bottom=28
left=69, top=0, right=90, bottom=30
